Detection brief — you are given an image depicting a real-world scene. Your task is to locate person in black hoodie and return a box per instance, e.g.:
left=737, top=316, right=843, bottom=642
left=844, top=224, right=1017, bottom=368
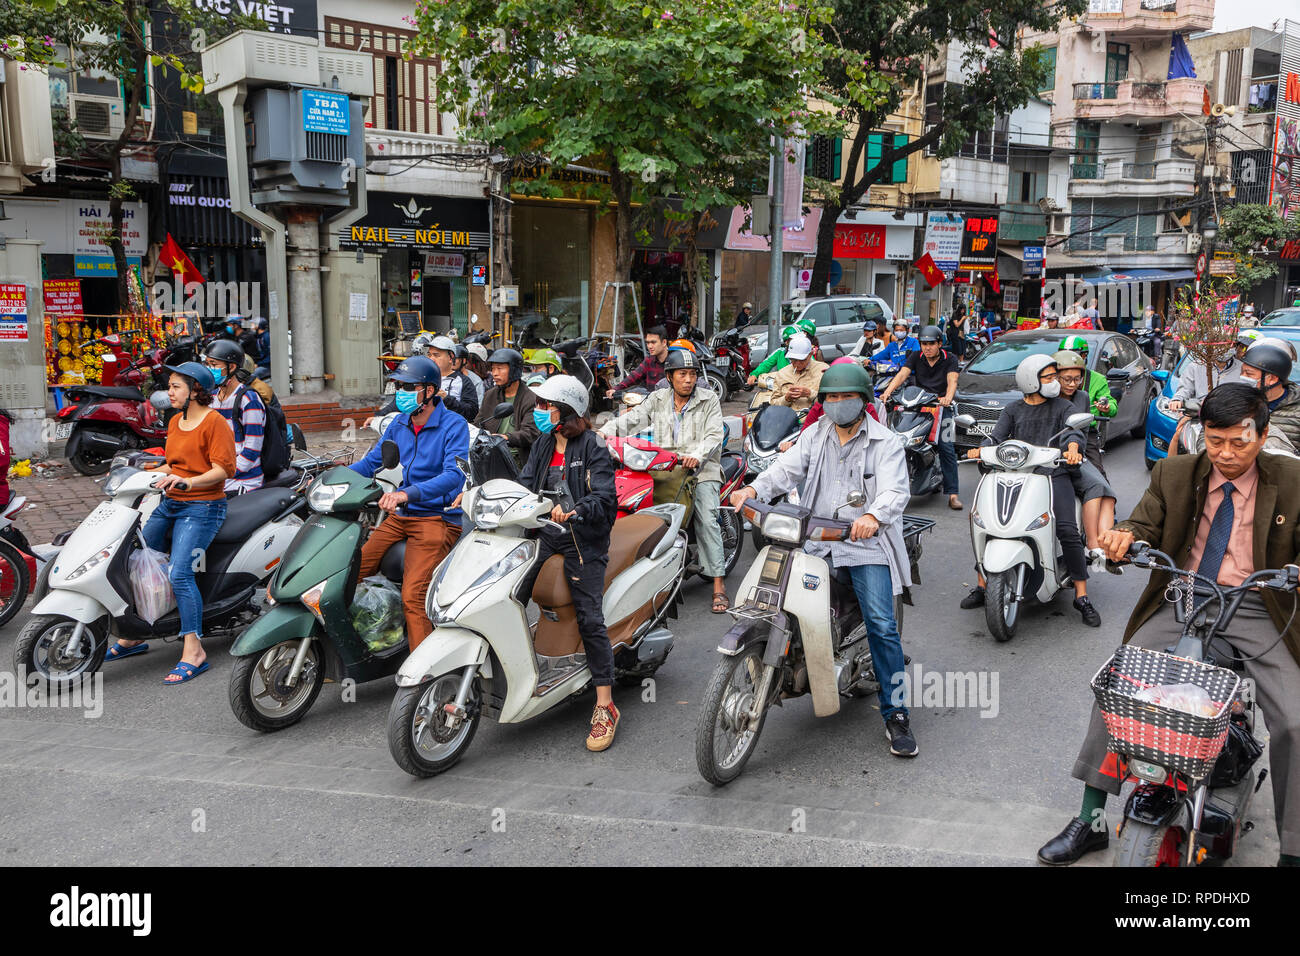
left=516, top=374, right=621, bottom=752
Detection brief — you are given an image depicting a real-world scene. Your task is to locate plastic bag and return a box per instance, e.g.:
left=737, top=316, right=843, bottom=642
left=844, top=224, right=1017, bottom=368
left=351, top=578, right=405, bottom=652
left=129, top=547, right=175, bottom=625
left=1134, top=682, right=1220, bottom=718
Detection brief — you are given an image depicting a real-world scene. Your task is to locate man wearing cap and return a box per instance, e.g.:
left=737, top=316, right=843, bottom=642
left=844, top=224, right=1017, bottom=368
left=1042, top=311, right=1061, bottom=332
left=352, top=355, right=468, bottom=650
left=768, top=334, right=828, bottom=413
left=878, top=326, right=963, bottom=509
left=425, top=335, right=480, bottom=422
left=735, top=302, right=755, bottom=329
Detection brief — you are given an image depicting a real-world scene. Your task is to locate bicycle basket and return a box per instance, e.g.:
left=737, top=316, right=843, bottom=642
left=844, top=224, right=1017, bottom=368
left=1090, top=644, right=1241, bottom=781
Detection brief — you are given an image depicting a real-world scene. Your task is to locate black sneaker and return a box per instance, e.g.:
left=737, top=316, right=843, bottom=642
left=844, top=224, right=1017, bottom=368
left=1074, top=596, right=1101, bottom=627
left=884, top=713, right=918, bottom=757
left=960, top=586, right=985, bottom=609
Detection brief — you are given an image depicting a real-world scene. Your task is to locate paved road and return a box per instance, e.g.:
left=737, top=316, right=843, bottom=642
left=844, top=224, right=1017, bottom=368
left=0, top=434, right=1280, bottom=865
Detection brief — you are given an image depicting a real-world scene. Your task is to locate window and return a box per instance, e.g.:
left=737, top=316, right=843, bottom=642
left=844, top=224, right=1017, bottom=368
left=1098, top=338, right=1126, bottom=375
left=806, top=136, right=842, bottom=180
left=833, top=302, right=865, bottom=325
left=325, top=17, right=441, bottom=134
left=1040, top=47, right=1057, bottom=95
left=1074, top=120, right=1101, bottom=179
left=866, top=132, right=909, bottom=184
left=1105, top=43, right=1130, bottom=83
left=800, top=302, right=834, bottom=329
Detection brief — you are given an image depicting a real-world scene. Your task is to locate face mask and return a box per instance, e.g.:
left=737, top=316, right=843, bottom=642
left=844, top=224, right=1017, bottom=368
left=893, top=329, right=906, bottom=340
left=1039, top=381, right=1061, bottom=399
left=825, top=396, right=865, bottom=426
left=395, top=389, right=421, bottom=414
left=209, top=366, right=226, bottom=387
left=533, top=408, right=556, bottom=434
left=226, top=325, right=237, bottom=336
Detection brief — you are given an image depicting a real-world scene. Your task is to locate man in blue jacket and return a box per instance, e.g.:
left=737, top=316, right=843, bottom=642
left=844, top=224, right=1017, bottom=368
left=352, top=356, right=469, bottom=650
left=875, top=316, right=920, bottom=369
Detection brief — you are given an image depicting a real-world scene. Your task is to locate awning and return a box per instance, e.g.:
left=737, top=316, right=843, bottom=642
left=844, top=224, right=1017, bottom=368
left=1082, top=268, right=1197, bottom=284
left=1046, top=251, right=1105, bottom=271
left=996, top=251, right=1023, bottom=279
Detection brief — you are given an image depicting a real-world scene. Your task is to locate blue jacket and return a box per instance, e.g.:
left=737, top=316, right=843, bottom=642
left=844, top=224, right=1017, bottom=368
left=352, top=399, right=469, bottom=518
left=876, top=337, right=919, bottom=367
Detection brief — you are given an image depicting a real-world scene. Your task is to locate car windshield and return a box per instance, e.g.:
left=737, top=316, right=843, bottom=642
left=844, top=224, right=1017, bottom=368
left=1260, top=308, right=1300, bottom=327
left=963, top=335, right=1077, bottom=374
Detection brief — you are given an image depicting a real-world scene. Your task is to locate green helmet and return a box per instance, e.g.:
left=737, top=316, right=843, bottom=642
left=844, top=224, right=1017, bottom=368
left=1059, top=335, right=1089, bottom=353
left=796, top=317, right=817, bottom=338
left=817, top=361, right=874, bottom=397
left=780, top=323, right=799, bottom=342
left=525, top=347, right=563, bottom=372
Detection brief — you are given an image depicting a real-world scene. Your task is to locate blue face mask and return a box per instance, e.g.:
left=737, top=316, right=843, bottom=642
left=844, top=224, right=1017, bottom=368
left=395, top=389, right=421, bottom=414
left=533, top=408, right=556, bottom=434
left=209, top=365, right=226, bottom=387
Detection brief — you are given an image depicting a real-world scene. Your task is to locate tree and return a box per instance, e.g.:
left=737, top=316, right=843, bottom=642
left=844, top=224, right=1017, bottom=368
left=2, top=0, right=255, bottom=308
left=410, top=0, right=836, bottom=333
left=804, top=0, right=1088, bottom=292
left=1218, top=203, right=1300, bottom=296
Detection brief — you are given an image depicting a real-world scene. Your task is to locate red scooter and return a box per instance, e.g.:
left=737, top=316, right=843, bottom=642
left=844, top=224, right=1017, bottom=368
left=606, top=430, right=747, bottom=579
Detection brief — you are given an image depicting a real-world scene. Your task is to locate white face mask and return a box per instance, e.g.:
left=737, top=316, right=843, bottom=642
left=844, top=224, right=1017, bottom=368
left=893, top=329, right=906, bottom=340
left=1039, top=380, right=1061, bottom=399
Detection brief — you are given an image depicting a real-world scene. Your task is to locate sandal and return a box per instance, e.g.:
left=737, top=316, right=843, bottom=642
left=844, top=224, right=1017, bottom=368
left=712, top=592, right=731, bottom=613
left=106, top=641, right=149, bottom=662
left=163, top=660, right=209, bottom=685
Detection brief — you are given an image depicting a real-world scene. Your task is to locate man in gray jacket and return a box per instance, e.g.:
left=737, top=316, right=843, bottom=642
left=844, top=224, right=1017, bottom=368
left=730, top=362, right=918, bottom=758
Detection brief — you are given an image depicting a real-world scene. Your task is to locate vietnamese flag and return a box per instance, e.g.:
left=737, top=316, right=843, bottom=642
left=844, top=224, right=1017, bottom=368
left=159, top=234, right=203, bottom=285
left=914, top=252, right=944, bottom=289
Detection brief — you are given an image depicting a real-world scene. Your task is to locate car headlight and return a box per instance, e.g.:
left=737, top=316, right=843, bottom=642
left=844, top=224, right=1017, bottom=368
left=761, top=512, right=803, bottom=543
left=1151, top=435, right=1169, bottom=452
left=995, top=443, right=1029, bottom=468
left=621, top=445, right=657, bottom=472
left=300, top=578, right=329, bottom=625
left=1025, top=511, right=1051, bottom=531
left=1155, top=395, right=1175, bottom=416
left=307, top=482, right=347, bottom=513
left=471, top=493, right=519, bottom=528
left=65, top=547, right=114, bottom=582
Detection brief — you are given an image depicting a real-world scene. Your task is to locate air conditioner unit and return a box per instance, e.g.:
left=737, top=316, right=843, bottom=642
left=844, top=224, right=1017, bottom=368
left=69, top=93, right=125, bottom=140
left=1049, top=214, right=1068, bottom=236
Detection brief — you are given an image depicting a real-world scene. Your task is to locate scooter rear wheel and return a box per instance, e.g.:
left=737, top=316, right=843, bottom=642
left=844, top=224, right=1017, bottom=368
left=0, top=538, right=32, bottom=629
left=1114, top=820, right=1185, bottom=867
left=984, top=570, right=1020, bottom=643
left=388, top=676, right=481, bottom=778
left=228, top=640, right=325, bottom=732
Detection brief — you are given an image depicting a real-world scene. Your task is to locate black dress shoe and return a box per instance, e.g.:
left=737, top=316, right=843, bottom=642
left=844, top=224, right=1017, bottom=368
left=1037, top=817, right=1109, bottom=865
left=960, top=586, right=985, bottom=609
left=1074, top=596, right=1101, bottom=627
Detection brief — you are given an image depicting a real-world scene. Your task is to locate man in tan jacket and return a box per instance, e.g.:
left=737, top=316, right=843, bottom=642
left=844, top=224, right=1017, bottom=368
left=768, top=334, right=827, bottom=413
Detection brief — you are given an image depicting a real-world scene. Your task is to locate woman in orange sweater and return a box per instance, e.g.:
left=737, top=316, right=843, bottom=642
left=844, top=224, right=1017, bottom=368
left=108, top=362, right=236, bottom=684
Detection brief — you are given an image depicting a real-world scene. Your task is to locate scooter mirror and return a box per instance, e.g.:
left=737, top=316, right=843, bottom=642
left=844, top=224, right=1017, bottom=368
left=493, top=401, right=515, bottom=420
left=1065, top=412, right=1094, bottom=429
left=381, top=440, right=400, bottom=471
left=292, top=424, right=307, bottom=451
left=955, top=414, right=976, bottom=428
left=846, top=490, right=867, bottom=508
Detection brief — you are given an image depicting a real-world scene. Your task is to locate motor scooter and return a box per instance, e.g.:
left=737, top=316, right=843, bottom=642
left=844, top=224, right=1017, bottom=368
left=710, top=326, right=752, bottom=396
left=696, top=495, right=934, bottom=784
left=14, top=457, right=310, bottom=686
left=885, top=386, right=944, bottom=497
left=0, top=495, right=41, bottom=629
left=958, top=412, right=1093, bottom=642
left=386, top=478, right=688, bottom=777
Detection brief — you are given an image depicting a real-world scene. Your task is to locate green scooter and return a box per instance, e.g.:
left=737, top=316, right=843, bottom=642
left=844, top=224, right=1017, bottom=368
left=227, top=441, right=410, bottom=731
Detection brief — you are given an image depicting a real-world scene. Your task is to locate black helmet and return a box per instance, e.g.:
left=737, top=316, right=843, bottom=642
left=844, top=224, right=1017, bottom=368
left=918, top=325, right=943, bottom=343
left=203, top=338, right=245, bottom=367
left=389, top=355, right=442, bottom=389
left=1242, top=341, right=1293, bottom=385
left=487, top=347, right=524, bottom=383
left=664, top=348, right=702, bottom=373
left=453, top=344, right=468, bottom=362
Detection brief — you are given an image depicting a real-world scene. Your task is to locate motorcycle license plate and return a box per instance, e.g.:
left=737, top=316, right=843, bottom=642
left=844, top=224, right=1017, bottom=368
left=966, top=421, right=994, bottom=436
left=714, top=356, right=730, bottom=368
left=53, top=422, right=74, bottom=440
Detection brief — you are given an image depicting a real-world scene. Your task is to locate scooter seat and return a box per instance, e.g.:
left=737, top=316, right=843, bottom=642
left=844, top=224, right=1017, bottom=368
left=260, top=467, right=301, bottom=490
left=67, top=385, right=145, bottom=402
left=531, top=512, right=668, bottom=608
left=211, top=487, right=296, bottom=544
left=721, top=453, right=745, bottom=485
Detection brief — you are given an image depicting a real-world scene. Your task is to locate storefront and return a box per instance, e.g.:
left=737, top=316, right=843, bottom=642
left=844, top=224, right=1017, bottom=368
left=827, top=212, right=919, bottom=316
left=630, top=201, right=731, bottom=334
left=336, top=193, right=490, bottom=340
left=719, top=206, right=822, bottom=325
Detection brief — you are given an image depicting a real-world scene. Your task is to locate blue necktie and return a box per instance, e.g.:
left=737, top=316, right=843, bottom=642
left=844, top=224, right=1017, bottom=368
left=1197, top=481, right=1236, bottom=585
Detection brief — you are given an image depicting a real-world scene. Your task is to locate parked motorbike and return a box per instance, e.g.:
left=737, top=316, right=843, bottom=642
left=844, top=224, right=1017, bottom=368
left=1097, top=542, right=1286, bottom=867
left=710, top=326, right=753, bottom=397
left=695, top=495, right=934, bottom=784
left=0, top=495, right=41, bottom=629
left=14, top=456, right=311, bottom=686
left=958, top=412, right=1094, bottom=642
left=886, top=386, right=944, bottom=497
left=384, top=477, right=687, bottom=776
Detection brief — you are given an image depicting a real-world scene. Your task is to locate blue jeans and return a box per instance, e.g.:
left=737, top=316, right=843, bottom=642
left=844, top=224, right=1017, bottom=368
left=141, top=496, right=227, bottom=637
left=843, top=563, right=908, bottom=719
left=937, top=406, right=959, bottom=495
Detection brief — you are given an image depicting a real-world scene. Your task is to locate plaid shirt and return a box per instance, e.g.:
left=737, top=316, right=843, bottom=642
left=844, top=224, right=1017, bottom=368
left=614, top=355, right=665, bottom=391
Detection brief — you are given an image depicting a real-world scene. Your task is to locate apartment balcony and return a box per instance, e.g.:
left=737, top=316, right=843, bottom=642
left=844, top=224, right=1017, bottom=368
left=1072, top=77, right=1206, bottom=123
left=1066, top=231, right=1195, bottom=267
left=365, top=130, right=489, bottom=198
left=1068, top=157, right=1196, bottom=199
left=1083, top=0, right=1214, bottom=37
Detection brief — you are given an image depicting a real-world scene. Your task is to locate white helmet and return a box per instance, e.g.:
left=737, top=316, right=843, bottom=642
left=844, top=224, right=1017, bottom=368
left=1015, top=353, right=1058, bottom=396
left=467, top=343, right=489, bottom=362
left=412, top=332, right=436, bottom=355
left=531, top=373, right=589, bottom=417
left=428, top=335, right=457, bottom=355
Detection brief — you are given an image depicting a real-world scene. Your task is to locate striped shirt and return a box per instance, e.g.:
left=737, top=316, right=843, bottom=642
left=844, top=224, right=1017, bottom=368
left=210, top=385, right=266, bottom=493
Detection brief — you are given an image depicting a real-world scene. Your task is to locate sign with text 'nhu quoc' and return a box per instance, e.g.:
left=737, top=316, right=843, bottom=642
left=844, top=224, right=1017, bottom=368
left=301, top=89, right=350, bottom=135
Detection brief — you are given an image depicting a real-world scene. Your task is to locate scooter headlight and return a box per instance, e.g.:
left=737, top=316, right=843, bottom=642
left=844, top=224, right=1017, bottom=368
left=102, top=466, right=134, bottom=497
left=1129, top=759, right=1168, bottom=784
left=469, top=540, right=536, bottom=591
left=970, top=509, right=985, bottom=529
left=620, top=445, right=657, bottom=472
left=471, top=493, right=520, bottom=529
left=761, top=512, right=803, bottom=544
left=64, top=547, right=114, bottom=582
left=307, top=482, right=348, bottom=513
left=995, top=443, right=1029, bottom=469
left=906, top=427, right=928, bottom=448
left=621, top=487, right=651, bottom=511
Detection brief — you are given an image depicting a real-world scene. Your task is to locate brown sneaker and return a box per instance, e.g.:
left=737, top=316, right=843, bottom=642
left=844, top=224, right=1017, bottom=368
left=586, top=702, right=620, bottom=752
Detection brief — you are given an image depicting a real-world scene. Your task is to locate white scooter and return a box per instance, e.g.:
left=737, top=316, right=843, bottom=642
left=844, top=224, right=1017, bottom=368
left=14, top=455, right=309, bottom=685
left=959, top=412, right=1093, bottom=643
left=386, top=478, right=688, bottom=777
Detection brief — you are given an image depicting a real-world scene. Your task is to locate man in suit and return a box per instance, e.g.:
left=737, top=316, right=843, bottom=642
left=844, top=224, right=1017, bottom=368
left=1037, top=383, right=1300, bottom=867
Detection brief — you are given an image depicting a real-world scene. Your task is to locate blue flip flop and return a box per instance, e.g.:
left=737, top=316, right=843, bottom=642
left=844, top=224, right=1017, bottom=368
left=163, top=660, right=210, bottom=685
left=106, top=641, right=149, bottom=662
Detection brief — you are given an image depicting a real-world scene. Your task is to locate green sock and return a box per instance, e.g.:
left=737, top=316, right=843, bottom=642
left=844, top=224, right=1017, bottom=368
left=1078, top=785, right=1107, bottom=825
left=1280, top=854, right=1300, bottom=867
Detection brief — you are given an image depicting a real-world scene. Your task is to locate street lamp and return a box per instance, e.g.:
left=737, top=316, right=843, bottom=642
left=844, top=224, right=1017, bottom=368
left=1203, top=217, right=1218, bottom=242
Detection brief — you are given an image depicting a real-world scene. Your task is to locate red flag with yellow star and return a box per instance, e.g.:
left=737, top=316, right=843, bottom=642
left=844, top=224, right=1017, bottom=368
left=159, top=234, right=203, bottom=285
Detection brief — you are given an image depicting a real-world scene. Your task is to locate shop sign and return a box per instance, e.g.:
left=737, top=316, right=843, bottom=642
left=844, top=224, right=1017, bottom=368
left=1003, top=282, right=1021, bottom=311
left=1279, top=239, right=1300, bottom=262
left=959, top=216, right=999, bottom=273
left=0, top=284, right=28, bottom=341
left=832, top=224, right=885, bottom=259
left=338, top=195, right=490, bottom=251
left=923, top=212, right=964, bottom=277
left=424, top=253, right=466, bottom=277
left=471, top=265, right=487, bottom=285
left=43, top=279, right=83, bottom=315
left=724, top=206, right=822, bottom=254
left=192, top=0, right=318, bottom=35
left=167, top=183, right=233, bottom=209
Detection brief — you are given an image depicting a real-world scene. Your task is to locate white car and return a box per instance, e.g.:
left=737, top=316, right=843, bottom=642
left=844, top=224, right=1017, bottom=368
left=743, top=294, right=895, bottom=366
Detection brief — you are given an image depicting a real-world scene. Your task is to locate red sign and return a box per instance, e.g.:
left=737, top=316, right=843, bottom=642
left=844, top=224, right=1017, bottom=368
left=832, top=223, right=886, bottom=259
left=959, top=216, right=999, bottom=273
left=43, top=279, right=84, bottom=315
left=1280, top=239, right=1300, bottom=262
left=1195, top=251, right=1207, bottom=280
left=914, top=252, right=945, bottom=289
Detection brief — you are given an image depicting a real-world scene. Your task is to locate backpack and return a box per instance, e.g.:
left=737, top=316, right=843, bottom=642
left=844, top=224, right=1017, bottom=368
left=232, top=382, right=290, bottom=480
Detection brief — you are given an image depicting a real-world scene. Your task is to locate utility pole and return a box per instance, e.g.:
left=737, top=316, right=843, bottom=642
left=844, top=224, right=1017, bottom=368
left=766, top=134, right=785, bottom=351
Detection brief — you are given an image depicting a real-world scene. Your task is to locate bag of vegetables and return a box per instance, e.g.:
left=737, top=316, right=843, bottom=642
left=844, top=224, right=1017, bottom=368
left=350, top=578, right=405, bottom=652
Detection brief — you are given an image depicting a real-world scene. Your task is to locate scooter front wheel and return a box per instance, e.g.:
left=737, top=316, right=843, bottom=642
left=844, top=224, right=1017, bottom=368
left=695, top=645, right=770, bottom=786
left=228, top=640, right=325, bottom=732
left=984, top=569, right=1020, bottom=643
left=388, top=675, right=481, bottom=778
left=13, top=614, right=107, bottom=686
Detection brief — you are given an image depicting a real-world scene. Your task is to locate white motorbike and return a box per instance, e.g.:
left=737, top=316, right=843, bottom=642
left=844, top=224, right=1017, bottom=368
left=13, top=455, right=310, bottom=685
left=386, top=478, right=688, bottom=777
left=959, top=412, right=1093, bottom=643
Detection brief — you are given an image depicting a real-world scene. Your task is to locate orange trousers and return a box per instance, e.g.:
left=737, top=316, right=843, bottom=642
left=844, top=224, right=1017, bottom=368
left=356, top=514, right=461, bottom=650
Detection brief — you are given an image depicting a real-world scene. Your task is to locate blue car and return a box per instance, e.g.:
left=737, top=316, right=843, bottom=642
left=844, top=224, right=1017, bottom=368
left=1144, top=329, right=1300, bottom=469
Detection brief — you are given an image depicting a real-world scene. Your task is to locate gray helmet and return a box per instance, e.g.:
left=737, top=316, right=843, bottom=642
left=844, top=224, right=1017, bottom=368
left=917, top=325, right=943, bottom=344
left=1015, top=354, right=1057, bottom=396
left=487, top=347, right=524, bottom=383
left=1242, top=341, right=1293, bottom=385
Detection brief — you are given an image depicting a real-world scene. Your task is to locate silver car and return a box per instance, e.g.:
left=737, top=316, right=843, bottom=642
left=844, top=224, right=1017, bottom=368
left=743, top=294, right=895, bottom=366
